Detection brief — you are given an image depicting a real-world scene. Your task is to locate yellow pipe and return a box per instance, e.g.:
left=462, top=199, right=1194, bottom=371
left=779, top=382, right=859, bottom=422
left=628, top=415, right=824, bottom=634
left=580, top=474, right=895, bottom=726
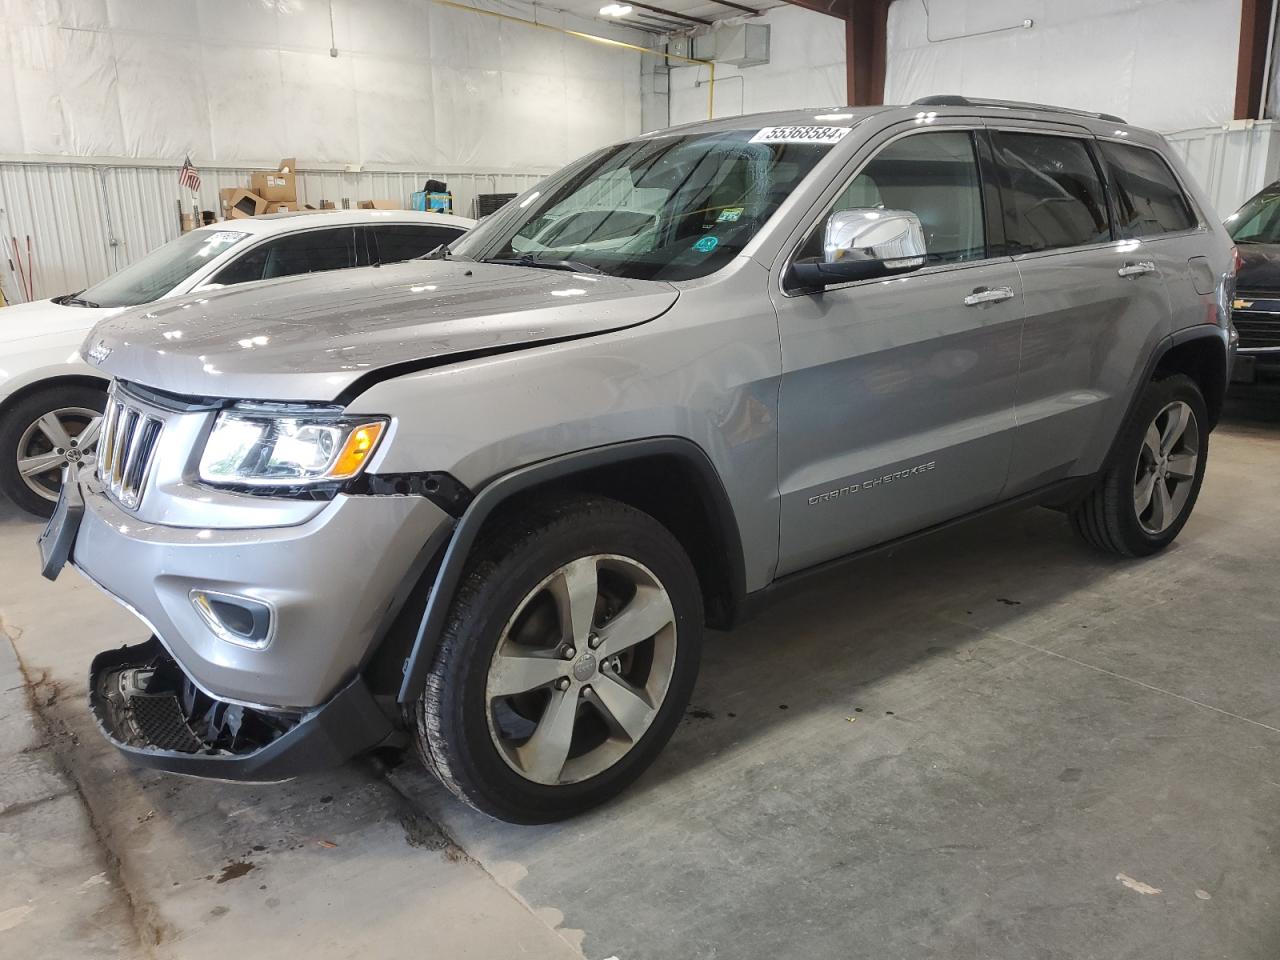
left=427, top=0, right=715, bottom=119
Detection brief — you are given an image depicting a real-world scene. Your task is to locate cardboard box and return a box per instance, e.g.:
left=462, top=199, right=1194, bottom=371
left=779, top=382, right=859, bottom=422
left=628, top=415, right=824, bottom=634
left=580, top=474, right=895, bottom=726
left=265, top=200, right=300, bottom=213
left=226, top=189, right=269, bottom=219
left=320, top=200, right=336, bottom=210
left=249, top=157, right=298, bottom=202
left=218, top=186, right=239, bottom=217
left=251, top=171, right=296, bottom=202
left=358, top=199, right=399, bottom=210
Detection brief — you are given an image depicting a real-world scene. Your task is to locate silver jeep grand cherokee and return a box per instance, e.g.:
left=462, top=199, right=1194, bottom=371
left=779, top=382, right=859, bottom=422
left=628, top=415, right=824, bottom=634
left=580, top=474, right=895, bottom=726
left=42, top=97, right=1236, bottom=823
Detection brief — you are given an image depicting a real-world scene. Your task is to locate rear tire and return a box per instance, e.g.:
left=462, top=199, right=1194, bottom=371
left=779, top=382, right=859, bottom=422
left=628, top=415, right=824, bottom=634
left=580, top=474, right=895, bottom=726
left=0, top=383, right=107, bottom=519
left=415, top=495, right=703, bottom=823
left=1070, top=374, right=1208, bottom=557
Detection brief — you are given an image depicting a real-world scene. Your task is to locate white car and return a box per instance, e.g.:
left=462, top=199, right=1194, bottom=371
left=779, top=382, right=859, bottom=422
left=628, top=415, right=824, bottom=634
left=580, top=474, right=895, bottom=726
left=0, top=208, right=475, bottom=516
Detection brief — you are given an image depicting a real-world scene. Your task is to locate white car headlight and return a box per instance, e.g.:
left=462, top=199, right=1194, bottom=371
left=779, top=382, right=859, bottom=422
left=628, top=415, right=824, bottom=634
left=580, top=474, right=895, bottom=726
left=198, top=408, right=387, bottom=487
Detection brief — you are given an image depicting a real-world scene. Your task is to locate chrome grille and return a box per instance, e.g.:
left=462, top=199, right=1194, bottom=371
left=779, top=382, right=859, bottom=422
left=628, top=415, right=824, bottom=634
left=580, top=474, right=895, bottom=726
left=96, top=387, right=164, bottom=509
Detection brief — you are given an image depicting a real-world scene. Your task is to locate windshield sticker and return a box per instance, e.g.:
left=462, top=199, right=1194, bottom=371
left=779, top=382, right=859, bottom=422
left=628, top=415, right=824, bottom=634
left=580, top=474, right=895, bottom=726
left=693, top=235, right=719, bottom=253
left=716, top=207, right=744, bottom=223
left=749, top=125, right=851, bottom=145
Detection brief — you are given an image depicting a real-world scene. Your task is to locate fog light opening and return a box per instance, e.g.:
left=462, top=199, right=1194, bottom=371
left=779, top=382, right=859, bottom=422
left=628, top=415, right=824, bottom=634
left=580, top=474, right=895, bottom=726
left=190, top=590, right=274, bottom=650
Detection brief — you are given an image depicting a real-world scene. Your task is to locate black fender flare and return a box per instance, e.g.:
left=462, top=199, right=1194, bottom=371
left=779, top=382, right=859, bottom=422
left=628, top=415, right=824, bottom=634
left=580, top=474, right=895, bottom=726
left=1099, top=324, right=1230, bottom=475
left=396, top=436, right=746, bottom=705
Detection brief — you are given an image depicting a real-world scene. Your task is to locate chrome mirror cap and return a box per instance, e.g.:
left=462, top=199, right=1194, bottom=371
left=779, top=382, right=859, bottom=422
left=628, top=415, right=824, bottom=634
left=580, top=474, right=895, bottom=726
left=824, top=208, right=927, bottom=270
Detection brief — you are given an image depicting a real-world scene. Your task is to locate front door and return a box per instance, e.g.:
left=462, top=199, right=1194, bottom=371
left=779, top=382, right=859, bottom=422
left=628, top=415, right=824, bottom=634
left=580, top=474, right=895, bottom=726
left=772, top=126, right=1023, bottom=576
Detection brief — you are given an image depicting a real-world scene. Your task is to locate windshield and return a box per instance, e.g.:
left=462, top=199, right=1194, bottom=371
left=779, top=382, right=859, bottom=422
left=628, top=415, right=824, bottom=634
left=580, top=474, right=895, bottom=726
left=1227, top=190, right=1280, bottom=244
left=80, top=229, right=249, bottom=307
left=451, top=128, right=843, bottom=281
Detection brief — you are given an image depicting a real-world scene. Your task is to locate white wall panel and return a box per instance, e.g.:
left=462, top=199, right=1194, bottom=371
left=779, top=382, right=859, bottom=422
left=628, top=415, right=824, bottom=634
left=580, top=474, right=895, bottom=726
left=1166, top=122, right=1280, bottom=217
left=0, top=161, right=546, bottom=302
left=0, top=0, right=649, bottom=168
left=885, top=0, right=1241, bottom=133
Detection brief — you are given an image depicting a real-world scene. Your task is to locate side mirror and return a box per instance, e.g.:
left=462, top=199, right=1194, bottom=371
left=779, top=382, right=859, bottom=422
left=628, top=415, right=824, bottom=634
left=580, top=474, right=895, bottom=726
left=789, top=208, right=927, bottom=288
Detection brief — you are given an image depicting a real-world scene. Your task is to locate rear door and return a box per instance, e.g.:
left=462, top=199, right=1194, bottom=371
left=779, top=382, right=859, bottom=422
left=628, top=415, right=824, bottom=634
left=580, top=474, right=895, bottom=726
left=773, top=123, right=1024, bottom=575
left=987, top=125, right=1174, bottom=492
left=1095, top=139, right=1212, bottom=333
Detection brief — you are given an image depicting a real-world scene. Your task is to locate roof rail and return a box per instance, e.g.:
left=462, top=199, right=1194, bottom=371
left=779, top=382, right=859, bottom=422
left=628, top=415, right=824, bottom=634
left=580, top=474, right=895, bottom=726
left=911, top=95, right=1127, bottom=126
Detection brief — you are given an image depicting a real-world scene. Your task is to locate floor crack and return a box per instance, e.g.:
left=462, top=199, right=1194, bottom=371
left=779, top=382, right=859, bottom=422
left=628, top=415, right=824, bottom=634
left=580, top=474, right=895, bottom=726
left=3, top=625, right=167, bottom=956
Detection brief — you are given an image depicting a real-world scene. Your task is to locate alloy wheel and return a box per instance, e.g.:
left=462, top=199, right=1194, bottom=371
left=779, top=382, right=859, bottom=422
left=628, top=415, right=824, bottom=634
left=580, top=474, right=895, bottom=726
left=16, top=407, right=102, bottom=502
left=1133, top=400, right=1199, bottom=535
left=485, top=553, right=678, bottom=786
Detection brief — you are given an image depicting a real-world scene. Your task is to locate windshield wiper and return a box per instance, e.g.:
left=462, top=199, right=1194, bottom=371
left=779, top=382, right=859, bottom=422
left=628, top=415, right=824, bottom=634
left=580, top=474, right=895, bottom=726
left=481, top=254, right=603, bottom=275
left=55, top=292, right=101, bottom=308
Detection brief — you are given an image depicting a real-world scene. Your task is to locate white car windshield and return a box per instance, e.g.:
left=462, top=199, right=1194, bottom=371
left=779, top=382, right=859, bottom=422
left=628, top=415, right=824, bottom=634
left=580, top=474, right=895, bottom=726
left=77, top=229, right=249, bottom=307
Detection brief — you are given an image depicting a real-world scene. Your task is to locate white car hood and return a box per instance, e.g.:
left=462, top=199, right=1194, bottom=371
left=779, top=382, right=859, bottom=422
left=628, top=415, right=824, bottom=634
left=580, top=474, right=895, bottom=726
left=0, top=298, right=125, bottom=347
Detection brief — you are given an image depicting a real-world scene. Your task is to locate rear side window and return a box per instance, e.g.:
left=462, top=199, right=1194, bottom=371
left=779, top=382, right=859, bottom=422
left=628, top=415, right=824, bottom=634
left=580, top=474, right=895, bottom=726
left=372, top=224, right=465, bottom=263
left=1098, top=141, right=1197, bottom=237
left=990, top=132, right=1110, bottom=254
left=799, top=130, right=986, bottom=265
left=213, top=227, right=356, bottom=286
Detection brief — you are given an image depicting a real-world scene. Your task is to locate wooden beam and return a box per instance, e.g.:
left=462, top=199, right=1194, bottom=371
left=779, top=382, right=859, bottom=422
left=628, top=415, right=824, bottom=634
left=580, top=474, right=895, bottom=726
left=776, top=0, right=890, bottom=107
left=846, top=0, right=889, bottom=106
left=1236, top=0, right=1276, bottom=119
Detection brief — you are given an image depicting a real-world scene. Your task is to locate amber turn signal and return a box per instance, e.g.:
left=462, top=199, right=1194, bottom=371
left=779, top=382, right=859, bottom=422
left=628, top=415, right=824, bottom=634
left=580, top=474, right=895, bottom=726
left=330, top=421, right=386, bottom=479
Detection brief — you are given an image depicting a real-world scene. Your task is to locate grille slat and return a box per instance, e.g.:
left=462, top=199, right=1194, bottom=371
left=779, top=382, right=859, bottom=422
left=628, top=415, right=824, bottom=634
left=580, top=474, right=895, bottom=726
left=95, top=386, right=163, bottom=510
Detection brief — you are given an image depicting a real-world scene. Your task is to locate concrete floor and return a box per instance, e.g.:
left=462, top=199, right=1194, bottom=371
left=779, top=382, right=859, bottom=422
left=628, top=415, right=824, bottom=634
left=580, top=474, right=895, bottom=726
left=4, top=397, right=1279, bottom=959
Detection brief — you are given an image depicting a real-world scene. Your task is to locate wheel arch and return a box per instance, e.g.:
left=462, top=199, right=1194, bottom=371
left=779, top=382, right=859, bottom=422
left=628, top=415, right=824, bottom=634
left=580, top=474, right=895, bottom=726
left=0, top=372, right=110, bottom=419
left=1151, top=327, right=1229, bottom=428
left=394, top=437, right=747, bottom=706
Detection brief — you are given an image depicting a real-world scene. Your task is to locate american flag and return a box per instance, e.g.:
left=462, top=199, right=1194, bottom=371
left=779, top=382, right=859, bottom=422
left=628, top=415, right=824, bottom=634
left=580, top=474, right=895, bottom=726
left=179, top=156, right=201, bottom=193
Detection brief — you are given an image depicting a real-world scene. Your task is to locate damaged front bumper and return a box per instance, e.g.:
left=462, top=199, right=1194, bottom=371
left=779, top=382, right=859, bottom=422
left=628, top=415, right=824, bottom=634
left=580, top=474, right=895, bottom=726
left=90, top=637, right=397, bottom=780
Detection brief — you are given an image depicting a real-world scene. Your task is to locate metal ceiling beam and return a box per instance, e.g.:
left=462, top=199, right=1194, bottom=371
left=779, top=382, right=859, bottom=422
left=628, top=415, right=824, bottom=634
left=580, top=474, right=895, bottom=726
left=626, top=0, right=715, bottom=25
left=704, top=0, right=764, bottom=16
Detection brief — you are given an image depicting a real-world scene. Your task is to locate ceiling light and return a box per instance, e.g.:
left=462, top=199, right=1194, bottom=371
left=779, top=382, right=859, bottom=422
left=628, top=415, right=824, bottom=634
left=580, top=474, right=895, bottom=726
left=599, top=3, right=632, bottom=15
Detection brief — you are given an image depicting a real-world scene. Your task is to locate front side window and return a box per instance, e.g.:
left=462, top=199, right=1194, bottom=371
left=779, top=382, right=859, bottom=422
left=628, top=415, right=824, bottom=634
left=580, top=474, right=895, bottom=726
left=798, top=130, right=986, bottom=265
left=451, top=129, right=842, bottom=281
left=1100, top=142, right=1197, bottom=238
left=372, top=224, right=465, bottom=263
left=212, top=227, right=356, bottom=286
left=79, top=229, right=248, bottom=307
left=991, top=132, right=1110, bottom=253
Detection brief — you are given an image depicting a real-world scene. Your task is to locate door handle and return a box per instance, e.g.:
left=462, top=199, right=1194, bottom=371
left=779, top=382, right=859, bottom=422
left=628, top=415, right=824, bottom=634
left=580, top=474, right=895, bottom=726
left=963, top=286, right=1015, bottom=307
left=1117, top=260, right=1157, bottom=278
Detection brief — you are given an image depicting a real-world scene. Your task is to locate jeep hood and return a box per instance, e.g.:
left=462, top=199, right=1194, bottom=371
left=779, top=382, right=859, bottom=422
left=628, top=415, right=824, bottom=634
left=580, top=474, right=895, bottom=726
left=84, top=260, right=678, bottom=402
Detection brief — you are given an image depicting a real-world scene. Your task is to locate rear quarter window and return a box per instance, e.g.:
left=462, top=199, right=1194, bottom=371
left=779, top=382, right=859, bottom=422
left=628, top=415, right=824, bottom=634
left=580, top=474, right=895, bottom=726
left=1098, top=141, right=1197, bottom=238
left=372, top=224, right=465, bottom=263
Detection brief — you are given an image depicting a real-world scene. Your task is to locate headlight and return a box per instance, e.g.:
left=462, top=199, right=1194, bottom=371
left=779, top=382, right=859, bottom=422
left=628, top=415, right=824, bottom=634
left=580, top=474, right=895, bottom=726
left=198, top=408, right=387, bottom=487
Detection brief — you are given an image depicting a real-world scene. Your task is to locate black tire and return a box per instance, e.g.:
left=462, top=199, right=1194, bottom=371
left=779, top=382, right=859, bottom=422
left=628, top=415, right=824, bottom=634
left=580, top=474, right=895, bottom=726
left=0, top=382, right=107, bottom=519
left=415, top=495, right=703, bottom=824
left=1070, top=374, right=1209, bottom=557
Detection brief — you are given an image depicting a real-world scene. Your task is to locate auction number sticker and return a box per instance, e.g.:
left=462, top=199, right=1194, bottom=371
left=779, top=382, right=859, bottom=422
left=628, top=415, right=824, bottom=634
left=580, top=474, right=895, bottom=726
left=749, top=125, right=851, bottom=145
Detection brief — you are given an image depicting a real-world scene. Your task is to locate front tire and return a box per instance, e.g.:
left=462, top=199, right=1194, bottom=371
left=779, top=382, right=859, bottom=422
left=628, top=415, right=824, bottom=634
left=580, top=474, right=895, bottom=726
left=415, top=495, right=703, bottom=823
left=0, top=383, right=106, bottom=519
left=1070, top=374, right=1208, bottom=557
